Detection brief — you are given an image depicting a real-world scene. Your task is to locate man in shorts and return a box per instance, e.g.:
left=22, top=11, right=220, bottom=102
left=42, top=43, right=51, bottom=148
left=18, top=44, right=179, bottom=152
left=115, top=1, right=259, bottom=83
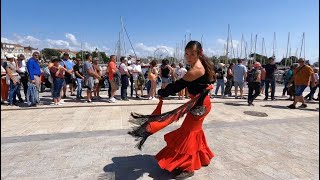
left=83, top=54, right=99, bottom=103
left=287, top=58, right=315, bottom=109
left=108, top=55, right=118, bottom=103
left=233, top=59, right=247, bottom=99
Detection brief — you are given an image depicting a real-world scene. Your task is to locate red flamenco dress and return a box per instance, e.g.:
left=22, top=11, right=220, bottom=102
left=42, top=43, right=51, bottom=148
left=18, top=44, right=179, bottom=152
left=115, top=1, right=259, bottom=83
left=128, top=75, right=214, bottom=173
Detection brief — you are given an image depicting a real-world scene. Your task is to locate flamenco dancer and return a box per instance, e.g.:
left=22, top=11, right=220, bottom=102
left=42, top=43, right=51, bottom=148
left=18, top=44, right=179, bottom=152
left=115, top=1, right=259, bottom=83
left=129, top=41, right=216, bottom=179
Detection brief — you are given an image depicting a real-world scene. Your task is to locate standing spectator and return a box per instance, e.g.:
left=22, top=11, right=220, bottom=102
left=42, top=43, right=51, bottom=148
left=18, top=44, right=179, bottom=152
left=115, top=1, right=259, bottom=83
left=93, top=57, right=102, bottom=99
left=147, top=60, right=158, bottom=100
left=4, top=54, right=21, bottom=106
left=305, top=67, right=319, bottom=101
left=214, top=63, right=226, bottom=98
left=49, top=57, right=67, bottom=105
left=60, top=52, right=75, bottom=98
left=233, top=59, right=247, bottom=99
left=260, top=64, right=266, bottom=95
left=108, top=55, right=119, bottom=103
left=105, top=73, right=112, bottom=98
left=83, top=54, right=99, bottom=103
left=160, top=59, right=171, bottom=89
left=248, top=62, right=262, bottom=106
left=282, top=65, right=294, bottom=97
left=73, top=58, right=85, bottom=100
left=16, top=54, right=28, bottom=102
left=170, top=63, right=177, bottom=84
left=1, top=57, right=9, bottom=104
left=287, top=58, right=315, bottom=109
left=127, top=60, right=134, bottom=97
left=26, top=52, right=41, bottom=106
left=132, top=59, right=143, bottom=98
left=177, top=62, right=187, bottom=100
left=224, top=63, right=234, bottom=97
left=264, top=57, right=277, bottom=100
left=119, top=56, right=130, bottom=101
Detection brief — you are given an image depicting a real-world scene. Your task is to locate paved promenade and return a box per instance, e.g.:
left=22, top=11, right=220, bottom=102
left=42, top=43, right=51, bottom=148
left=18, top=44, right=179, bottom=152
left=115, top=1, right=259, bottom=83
left=1, top=87, right=319, bottom=179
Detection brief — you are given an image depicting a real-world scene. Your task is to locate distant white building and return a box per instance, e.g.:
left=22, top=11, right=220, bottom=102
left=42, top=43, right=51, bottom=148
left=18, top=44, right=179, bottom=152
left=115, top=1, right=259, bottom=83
left=1, top=43, right=24, bottom=57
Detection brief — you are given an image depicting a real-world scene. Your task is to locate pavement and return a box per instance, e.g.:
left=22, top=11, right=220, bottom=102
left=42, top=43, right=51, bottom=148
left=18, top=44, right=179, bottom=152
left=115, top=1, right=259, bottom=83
left=1, top=86, right=319, bottom=180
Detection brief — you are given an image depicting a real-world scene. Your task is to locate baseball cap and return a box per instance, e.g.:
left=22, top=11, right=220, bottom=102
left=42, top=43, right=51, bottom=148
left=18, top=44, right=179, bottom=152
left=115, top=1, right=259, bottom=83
left=18, top=54, right=25, bottom=59
left=6, top=54, right=15, bottom=59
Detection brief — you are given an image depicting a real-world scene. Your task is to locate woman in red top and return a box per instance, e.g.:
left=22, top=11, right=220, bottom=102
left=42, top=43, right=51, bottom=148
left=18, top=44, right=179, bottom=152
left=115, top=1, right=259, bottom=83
left=50, top=57, right=67, bottom=105
left=129, top=41, right=216, bottom=179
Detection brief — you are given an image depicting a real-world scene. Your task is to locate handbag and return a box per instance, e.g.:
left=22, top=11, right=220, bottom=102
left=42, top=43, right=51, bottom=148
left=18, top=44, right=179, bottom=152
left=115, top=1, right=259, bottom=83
left=223, top=77, right=227, bottom=84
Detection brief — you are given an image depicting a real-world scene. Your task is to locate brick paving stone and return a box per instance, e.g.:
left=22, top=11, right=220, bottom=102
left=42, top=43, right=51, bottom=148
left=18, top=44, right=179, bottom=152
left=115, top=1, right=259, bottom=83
left=1, top=88, right=319, bottom=179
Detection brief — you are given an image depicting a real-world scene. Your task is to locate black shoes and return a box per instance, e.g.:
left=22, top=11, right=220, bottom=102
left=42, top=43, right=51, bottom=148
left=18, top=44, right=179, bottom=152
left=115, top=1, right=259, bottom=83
left=299, top=104, right=307, bottom=108
left=174, top=171, right=195, bottom=179
left=287, top=104, right=296, bottom=109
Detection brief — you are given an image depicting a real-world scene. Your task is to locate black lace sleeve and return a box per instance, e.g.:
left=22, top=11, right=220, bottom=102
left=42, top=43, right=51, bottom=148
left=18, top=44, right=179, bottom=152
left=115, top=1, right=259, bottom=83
left=158, top=79, right=188, bottom=97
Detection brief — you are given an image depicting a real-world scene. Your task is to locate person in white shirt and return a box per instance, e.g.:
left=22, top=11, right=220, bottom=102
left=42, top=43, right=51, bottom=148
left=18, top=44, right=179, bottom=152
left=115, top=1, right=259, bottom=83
left=127, top=60, right=134, bottom=97
left=16, top=54, right=28, bottom=101
left=132, top=59, right=143, bottom=98
left=177, top=63, right=188, bottom=100
left=119, top=57, right=130, bottom=100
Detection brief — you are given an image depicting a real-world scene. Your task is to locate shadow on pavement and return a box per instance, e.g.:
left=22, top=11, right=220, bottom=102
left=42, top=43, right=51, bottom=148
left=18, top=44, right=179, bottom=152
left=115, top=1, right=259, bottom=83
left=224, top=102, right=248, bottom=106
left=262, top=104, right=290, bottom=109
left=102, top=154, right=172, bottom=180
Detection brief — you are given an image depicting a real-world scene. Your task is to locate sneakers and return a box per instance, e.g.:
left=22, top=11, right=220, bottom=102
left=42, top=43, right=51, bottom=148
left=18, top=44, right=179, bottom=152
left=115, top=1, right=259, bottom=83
left=299, top=104, right=307, bottom=108
left=151, top=97, right=157, bottom=100
left=287, top=104, right=296, bottom=109
left=121, top=98, right=129, bottom=101
left=108, top=97, right=117, bottom=103
left=148, top=96, right=153, bottom=100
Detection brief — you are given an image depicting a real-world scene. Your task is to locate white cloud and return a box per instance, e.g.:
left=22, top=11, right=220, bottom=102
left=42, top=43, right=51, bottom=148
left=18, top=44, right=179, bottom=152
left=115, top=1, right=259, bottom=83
left=134, top=43, right=175, bottom=57
left=10, top=34, right=41, bottom=46
left=1, top=37, right=16, bottom=44
left=65, top=33, right=80, bottom=46
left=216, top=38, right=240, bottom=48
left=46, top=39, right=70, bottom=47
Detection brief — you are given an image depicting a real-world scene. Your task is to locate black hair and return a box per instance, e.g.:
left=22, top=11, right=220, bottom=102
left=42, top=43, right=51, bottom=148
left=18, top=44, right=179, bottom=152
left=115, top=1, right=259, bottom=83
left=85, top=53, right=92, bottom=60
left=185, top=40, right=216, bottom=82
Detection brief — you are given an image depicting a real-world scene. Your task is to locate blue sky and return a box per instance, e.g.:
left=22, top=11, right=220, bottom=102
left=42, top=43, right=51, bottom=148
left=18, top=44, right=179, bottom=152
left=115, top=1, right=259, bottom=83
left=1, top=0, right=319, bottom=62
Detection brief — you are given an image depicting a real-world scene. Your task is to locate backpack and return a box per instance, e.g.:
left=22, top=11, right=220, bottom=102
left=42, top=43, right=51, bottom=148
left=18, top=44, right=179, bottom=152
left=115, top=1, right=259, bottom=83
left=114, top=71, right=122, bottom=86
left=137, top=73, right=146, bottom=86
left=246, top=69, right=257, bottom=83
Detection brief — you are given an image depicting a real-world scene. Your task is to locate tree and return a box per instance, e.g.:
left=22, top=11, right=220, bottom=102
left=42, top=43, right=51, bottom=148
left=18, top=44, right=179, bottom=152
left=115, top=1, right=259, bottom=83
left=280, top=56, right=299, bottom=65
left=42, top=48, right=61, bottom=60
left=100, top=52, right=109, bottom=63
left=76, top=51, right=90, bottom=60
left=249, top=53, right=268, bottom=64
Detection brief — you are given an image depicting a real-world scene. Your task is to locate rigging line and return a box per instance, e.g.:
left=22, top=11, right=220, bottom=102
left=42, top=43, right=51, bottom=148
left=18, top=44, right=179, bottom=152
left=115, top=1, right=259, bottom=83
left=299, top=33, right=304, bottom=58
left=123, top=23, right=138, bottom=59
left=120, top=17, right=126, bottom=55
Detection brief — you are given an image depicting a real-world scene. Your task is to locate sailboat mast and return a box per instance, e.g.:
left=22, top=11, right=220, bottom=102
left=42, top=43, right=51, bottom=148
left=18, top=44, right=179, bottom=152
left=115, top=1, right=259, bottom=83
left=253, top=34, right=258, bottom=63
left=285, top=32, right=290, bottom=68
left=225, top=24, right=230, bottom=64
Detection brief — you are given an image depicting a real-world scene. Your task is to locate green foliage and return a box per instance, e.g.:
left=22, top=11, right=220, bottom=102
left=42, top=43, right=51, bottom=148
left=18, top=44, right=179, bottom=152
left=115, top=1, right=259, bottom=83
left=249, top=53, right=268, bottom=64
left=280, top=56, right=299, bottom=65
left=42, top=48, right=61, bottom=60
left=100, top=52, right=109, bottom=63
left=76, top=51, right=90, bottom=60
